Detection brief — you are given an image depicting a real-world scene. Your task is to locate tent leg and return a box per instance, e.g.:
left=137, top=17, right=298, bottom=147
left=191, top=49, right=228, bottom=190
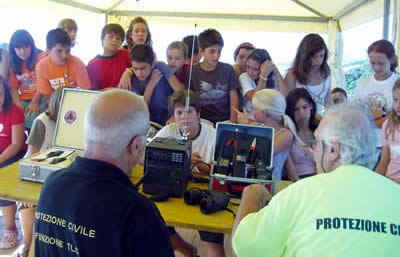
left=383, top=0, right=391, bottom=39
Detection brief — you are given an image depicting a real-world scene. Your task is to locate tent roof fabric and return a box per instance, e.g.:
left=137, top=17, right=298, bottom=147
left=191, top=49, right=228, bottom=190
left=51, top=0, right=386, bottom=32
left=67, top=0, right=367, bottom=18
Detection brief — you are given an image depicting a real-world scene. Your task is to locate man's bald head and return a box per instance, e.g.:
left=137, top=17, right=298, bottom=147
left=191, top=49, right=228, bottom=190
left=83, top=89, right=149, bottom=159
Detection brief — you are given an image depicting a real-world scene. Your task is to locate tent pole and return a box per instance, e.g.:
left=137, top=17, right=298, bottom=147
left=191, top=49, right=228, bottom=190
left=333, top=0, right=370, bottom=20
left=49, top=0, right=103, bottom=14
left=383, top=0, right=391, bottom=39
left=290, top=0, right=330, bottom=19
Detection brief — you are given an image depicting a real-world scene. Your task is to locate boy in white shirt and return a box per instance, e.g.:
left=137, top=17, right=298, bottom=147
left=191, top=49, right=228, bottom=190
left=155, top=90, right=225, bottom=257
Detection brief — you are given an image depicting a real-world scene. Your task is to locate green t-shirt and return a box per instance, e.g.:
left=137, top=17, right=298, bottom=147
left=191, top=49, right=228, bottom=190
left=233, top=165, right=400, bottom=257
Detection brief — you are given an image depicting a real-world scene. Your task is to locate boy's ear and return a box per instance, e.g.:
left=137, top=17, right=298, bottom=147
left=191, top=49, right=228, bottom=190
left=151, top=60, right=156, bottom=68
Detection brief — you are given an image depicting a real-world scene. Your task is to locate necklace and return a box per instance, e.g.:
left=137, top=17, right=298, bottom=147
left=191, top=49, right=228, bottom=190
left=305, top=82, right=326, bottom=106
left=298, top=130, right=313, bottom=158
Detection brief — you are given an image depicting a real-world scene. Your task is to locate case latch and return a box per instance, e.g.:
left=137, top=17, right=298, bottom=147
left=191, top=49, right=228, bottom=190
left=31, top=165, right=40, bottom=177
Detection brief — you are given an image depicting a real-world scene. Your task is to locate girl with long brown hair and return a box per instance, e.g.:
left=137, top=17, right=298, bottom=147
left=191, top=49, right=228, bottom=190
left=283, top=33, right=332, bottom=116
left=124, top=16, right=153, bottom=51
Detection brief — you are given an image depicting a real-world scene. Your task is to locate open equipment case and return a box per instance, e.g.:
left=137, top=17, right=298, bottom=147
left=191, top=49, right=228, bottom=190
left=19, top=88, right=101, bottom=183
left=209, top=122, right=275, bottom=195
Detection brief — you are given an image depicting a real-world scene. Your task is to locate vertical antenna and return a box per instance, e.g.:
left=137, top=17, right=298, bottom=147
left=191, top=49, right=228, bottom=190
left=181, top=24, right=197, bottom=142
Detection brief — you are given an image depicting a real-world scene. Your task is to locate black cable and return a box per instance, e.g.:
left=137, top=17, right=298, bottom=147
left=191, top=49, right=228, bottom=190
left=224, top=207, right=236, bottom=218
left=135, top=152, right=150, bottom=188
left=191, top=176, right=209, bottom=184
left=135, top=169, right=148, bottom=188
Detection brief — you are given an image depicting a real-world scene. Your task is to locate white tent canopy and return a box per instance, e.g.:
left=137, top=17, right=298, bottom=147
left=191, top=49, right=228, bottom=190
left=1, top=0, right=397, bottom=88
left=45, top=0, right=397, bottom=89
left=49, top=0, right=392, bottom=33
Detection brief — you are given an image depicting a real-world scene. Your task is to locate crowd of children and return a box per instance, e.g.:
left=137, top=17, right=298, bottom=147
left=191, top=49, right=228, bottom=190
left=0, top=15, right=399, bottom=257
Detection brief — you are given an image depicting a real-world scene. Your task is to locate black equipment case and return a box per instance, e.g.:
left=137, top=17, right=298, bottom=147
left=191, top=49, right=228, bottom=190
left=209, top=122, right=275, bottom=195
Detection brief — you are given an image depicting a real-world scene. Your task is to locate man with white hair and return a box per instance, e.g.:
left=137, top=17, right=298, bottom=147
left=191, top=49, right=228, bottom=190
left=232, top=103, right=400, bottom=257
left=34, top=89, right=174, bottom=257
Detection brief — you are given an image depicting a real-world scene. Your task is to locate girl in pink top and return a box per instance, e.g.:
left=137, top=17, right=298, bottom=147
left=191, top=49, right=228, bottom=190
left=376, top=78, right=400, bottom=183
left=284, top=88, right=319, bottom=181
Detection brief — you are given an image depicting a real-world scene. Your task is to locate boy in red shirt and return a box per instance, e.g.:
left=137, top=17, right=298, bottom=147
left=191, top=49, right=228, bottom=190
left=87, top=24, right=131, bottom=90
left=36, top=29, right=91, bottom=96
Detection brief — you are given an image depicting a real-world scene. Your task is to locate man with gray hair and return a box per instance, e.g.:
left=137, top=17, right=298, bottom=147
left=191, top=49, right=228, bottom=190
left=232, top=103, right=400, bottom=257
left=34, top=89, right=174, bottom=257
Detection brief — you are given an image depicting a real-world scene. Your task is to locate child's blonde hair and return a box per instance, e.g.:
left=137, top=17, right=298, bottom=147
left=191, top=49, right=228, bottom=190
left=253, top=89, right=304, bottom=145
left=385, top=78, right=400, bottom=140
left=167, top=41, right=188, bottom=58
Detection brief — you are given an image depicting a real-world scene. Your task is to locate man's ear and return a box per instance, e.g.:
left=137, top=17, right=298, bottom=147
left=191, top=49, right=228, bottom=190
left=127, top=136, right=141, bottom=154
left=327, top=142, right=340, bottom=162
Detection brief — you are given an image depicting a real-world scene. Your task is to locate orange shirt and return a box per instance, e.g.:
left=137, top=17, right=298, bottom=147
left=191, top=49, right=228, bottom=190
left=8, top=51, right=47, bottom=100
left=36, top=55, right=91, bottom=95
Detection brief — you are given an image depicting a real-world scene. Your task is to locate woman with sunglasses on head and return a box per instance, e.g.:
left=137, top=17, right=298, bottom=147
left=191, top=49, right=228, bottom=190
left=239, top=48, right=285, bottom=120
left=233, top=42, right=255, bottom=78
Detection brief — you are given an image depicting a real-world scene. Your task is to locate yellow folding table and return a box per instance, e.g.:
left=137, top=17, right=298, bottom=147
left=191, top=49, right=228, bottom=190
left=0, top=162, right=291, bottom=234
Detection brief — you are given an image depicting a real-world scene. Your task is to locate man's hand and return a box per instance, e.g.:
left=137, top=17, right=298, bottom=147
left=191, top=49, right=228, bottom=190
left=232, top=183, right=272, bottom=244
left=25, top=102, right=40, bottom=116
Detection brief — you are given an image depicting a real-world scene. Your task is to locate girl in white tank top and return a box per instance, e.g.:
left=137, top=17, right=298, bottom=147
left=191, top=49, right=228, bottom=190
left=283, top=33, right=332, bottom=115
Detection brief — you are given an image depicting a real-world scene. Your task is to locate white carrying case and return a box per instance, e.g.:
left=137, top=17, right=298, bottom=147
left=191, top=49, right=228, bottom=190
left=19, top=88, right=100, bottom=183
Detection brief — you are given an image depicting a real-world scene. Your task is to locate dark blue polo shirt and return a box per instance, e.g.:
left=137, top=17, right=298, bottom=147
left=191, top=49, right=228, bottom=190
left=34, top=157, right=174, bottom=257
left=130, top=61, right=174, bottom=126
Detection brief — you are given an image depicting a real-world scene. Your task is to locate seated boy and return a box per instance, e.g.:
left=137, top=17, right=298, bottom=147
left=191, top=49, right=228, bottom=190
left=166, top=41, right=188, bottom=84
left=187, top=29, right=240, bottom=124
left=129, top=44, right=183, bottom=125
left=155, top=90, right=225, bottom=257
left=36, top=29, right=91, bottom=97
left=156, top=90, right=215, bottom=173
left=87, top=24, right=131, bottom=90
